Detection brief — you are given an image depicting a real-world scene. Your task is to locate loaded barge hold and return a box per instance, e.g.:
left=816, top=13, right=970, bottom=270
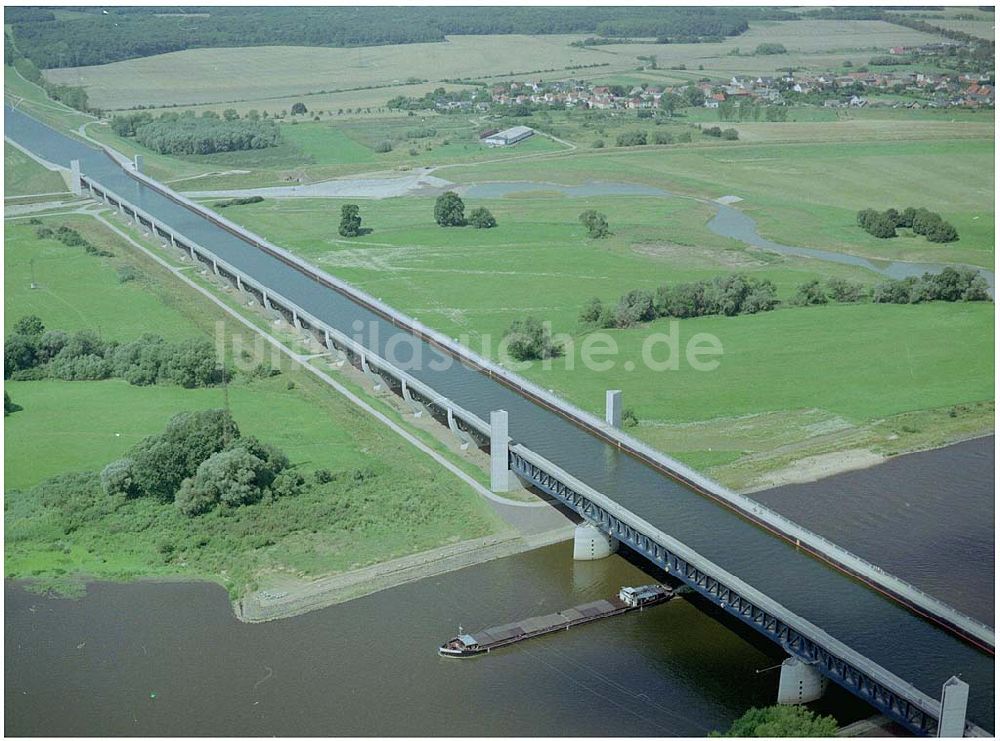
left=439, top=584, right=674, bottom=658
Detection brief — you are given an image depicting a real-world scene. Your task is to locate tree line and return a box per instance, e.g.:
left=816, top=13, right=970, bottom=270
left=580, top=274, right=779, bottom=329
left=11, top=7, right=768, bottom=69
left=111, top=111, right=281, bottom=155
left=573, top=268, right=989, bottom=331
left=33, top=222, right=112, bottom=257
left=872, top=268, right=990, bottom=304
left=4, top=315, right=221, bottom=388
left=857, top=207, right=959, bottom=243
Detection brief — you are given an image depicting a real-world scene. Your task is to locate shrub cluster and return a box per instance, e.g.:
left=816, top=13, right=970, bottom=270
left=857, top=207, right=958, bottom=243
left=468, top=207, right=497, bottom=229
left=111, top=111, right=281, bottom=155
left=502, top=317, right=562, bottom=361
left=754, top=42, right=787, bottom=54
left=214, top=196, right=264, bottom=208
left=99, top=409, right=305, bottom=517
left=873, top=267, right=990, bottom=304
left=580, top=274, right=778, bottom=328
left=615, top=130, right=647, bottom=147
left=702, top=126, right=739, bottom=140
left=4, top=317, right=221, bottom=387
left=406, top=127, right=437, bottom=139
left=35, top=224, right=112, bottom=257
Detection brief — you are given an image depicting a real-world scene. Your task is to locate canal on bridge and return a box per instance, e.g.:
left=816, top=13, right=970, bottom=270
left=5, top=105, right=993, bottom=730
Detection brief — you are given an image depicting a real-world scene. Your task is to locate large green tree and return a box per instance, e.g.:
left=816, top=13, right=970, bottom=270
left=714, top=705, right=838, bottom=737
left=339, top=203, right=363, bottom=237
left=579, top=209, right=610, bottom=238
left=434, top=191, right=466, bottom=227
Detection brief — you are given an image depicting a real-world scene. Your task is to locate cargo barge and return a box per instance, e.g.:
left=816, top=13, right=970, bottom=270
left=439, top=584, right=673, bottom=657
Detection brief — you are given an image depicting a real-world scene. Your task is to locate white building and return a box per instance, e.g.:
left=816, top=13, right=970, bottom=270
left=481, top=126, right=534, bottom=147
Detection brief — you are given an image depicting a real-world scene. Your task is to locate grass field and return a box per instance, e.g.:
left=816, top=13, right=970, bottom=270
left=5, top=216, right=199, bottom=339
left=4, top=143, right=68, bottom=198
left=44, top=21, right=944, bottom=110
left=439, top=136, right=995, bottom=269
left=220, top=170, right=994, bottom=487
left=4, top=210, right=505, bottom=595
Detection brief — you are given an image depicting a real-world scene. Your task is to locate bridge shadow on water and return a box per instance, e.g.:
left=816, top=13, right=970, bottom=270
left=614, top=545, right=881, bottom=729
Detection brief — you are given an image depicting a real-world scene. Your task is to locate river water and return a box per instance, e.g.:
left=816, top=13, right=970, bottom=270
left=751, top=436, right=995, bottom=628
left=4, top=547, right=869, bottom=737
left=5, top=439, right=992, bottom=736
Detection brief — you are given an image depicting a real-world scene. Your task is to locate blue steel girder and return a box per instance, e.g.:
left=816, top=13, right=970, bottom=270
left=508, top=450, right=939, bottom=736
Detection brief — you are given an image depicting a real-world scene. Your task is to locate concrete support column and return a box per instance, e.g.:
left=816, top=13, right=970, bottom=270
left=169, top=233, right=176, bottom=248
left=445, top=408, right=470, bottom=451
left=133, top=154, right=144, bottom=173
left=938, top=676, right=969, bottom=737
left=573, top=523, right=618, bottom=560
left=117, top=201, right=125, bottom=216
left=490, top=410, right=516, bottom=493
left=777, top=658, right=827, bottom=705
left=235, top=274, right=243, bottom=292
left=262, top=290, right=273, bottom=311
left=292, top=311, right=302, bottom=330
left=69, top=159, right=81, bottom=196
left=401, top=380, right=423, bottom=418
left=605, top=389, right=623, bottom=428
left=212, top=260, right=220, bottom=276
left=359, top=352, right=383, bottom=391
left=189, top=244, right=196, bottom=260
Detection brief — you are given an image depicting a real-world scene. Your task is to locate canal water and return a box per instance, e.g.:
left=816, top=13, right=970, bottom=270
left=5, top=439, right=991, bottom=736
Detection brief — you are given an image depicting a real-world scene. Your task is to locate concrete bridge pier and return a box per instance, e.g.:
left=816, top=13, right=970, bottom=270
left=490, top=409, right=516, bottom=493
left=400, top=380, right=423, bottom=417
left=261, top=290, right=273, bottom=312
left=777, top=657, right=827, bottom=705
left=133, top=154, right=144, bottom=173
left=446, top=408, right=472, bottom=450
left=573, top=523, right=619, bottom=560
left=938, top=676, right=969, bottom=737
left=359, top=352, right=384, bottom=391
left=605, top=389, right=622, bottom=428
left=69, top=159, right=82, bottom=196
left=323, top=331, right=347, bottom=366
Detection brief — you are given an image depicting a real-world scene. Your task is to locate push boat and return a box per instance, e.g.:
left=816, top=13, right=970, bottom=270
left=438, top=584, right=673, bottom=658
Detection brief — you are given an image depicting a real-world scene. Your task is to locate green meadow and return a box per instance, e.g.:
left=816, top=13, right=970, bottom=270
left=4, top=212, right=504, bottom=595
left=4, top=143, right=68, bottom=197
left=221, top=157, right=994, bottom=487
left=441, top=136, right=995, bottom=269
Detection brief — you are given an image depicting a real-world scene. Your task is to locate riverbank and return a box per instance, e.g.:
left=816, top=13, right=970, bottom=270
left=236, top=524, right=575, bottom=622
